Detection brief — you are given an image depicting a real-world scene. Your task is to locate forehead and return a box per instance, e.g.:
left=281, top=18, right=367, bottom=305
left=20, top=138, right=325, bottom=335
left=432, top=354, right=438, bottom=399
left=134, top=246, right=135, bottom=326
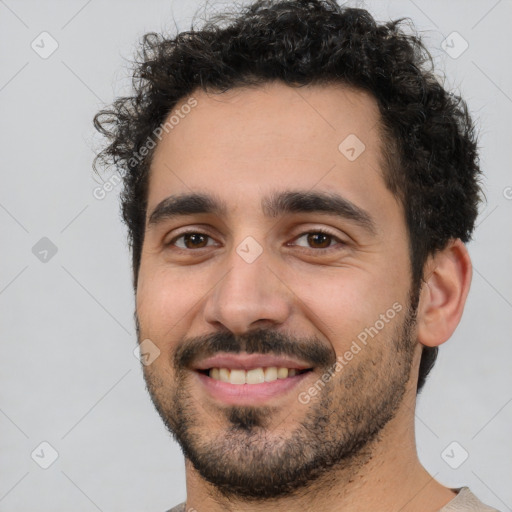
left=148, top=81, right=394, bottom=218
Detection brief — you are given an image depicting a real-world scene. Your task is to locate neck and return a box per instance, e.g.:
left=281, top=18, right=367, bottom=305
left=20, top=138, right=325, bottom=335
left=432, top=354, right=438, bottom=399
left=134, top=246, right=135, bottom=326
left=183, top=391, right=455, bottom=512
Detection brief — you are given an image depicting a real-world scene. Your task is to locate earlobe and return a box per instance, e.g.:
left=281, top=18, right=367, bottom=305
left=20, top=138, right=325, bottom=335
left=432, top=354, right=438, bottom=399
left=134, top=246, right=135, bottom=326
left=416, top=239, right=473, bottom=348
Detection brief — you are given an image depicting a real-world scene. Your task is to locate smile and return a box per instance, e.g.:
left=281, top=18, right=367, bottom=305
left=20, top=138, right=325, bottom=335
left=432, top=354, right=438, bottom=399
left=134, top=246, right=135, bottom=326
left=193, top=353, right=314, bottom=405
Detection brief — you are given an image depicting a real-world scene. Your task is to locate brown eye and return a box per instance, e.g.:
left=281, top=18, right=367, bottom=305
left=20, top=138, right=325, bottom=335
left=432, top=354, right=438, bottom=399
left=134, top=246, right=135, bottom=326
left=292, top=231, right=344, bottom=251
left=185, top=233, right=208, bottom=248
left=306, top=232, right=332, bottom=248
left=172, top=233, right=213, bottom=249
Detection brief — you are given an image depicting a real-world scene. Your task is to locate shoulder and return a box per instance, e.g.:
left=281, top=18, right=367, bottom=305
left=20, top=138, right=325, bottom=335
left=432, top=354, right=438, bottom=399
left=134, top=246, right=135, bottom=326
left=440, top=487, right=501, bottom=512
left=164, top=503, right=186, bottom=512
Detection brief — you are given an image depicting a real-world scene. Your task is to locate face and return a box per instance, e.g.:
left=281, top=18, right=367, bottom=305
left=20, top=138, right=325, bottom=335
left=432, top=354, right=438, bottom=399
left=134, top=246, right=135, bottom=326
left=136, top=82, right=420, bottom=499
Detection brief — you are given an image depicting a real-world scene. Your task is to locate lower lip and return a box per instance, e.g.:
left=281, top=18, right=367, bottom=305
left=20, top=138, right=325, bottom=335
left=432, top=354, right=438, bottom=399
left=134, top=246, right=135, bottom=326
left=196, top=371, right=311, bottom=406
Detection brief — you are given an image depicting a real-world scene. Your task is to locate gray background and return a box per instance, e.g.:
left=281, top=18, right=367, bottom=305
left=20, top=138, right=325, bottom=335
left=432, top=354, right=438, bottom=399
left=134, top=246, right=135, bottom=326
left=0, top=0, right=511, bottom=511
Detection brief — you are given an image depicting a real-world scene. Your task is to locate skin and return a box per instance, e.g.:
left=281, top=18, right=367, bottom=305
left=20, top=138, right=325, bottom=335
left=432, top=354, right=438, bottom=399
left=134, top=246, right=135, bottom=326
left=136, top=82, right=472, bottom=511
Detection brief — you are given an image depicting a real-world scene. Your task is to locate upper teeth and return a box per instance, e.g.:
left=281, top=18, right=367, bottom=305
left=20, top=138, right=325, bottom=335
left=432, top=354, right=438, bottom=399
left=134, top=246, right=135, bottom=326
left=209, top=367, right=298, bottom=384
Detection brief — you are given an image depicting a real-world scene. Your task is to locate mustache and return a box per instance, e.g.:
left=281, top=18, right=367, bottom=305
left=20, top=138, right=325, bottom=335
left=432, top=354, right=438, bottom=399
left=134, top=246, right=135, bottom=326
left=174, top=328, right=336, bottom=371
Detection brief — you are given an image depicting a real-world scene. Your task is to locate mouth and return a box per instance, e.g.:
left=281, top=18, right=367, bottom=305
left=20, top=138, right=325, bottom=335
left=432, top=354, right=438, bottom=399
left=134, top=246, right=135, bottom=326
left=193, top=353, right=314, bottom=405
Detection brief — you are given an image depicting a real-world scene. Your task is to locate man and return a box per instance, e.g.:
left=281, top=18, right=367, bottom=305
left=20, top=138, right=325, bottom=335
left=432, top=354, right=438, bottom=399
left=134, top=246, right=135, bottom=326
left=94, top=1, right=498, bottom=510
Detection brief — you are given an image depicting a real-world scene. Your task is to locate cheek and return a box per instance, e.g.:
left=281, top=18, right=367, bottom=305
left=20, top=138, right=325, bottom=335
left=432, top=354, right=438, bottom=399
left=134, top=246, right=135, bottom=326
left=287, top=267, right=406, bottom=354
left=136, top=264, right=202, bottom=342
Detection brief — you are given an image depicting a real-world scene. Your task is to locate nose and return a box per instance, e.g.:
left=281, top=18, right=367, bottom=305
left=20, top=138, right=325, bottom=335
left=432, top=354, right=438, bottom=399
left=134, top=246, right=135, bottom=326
left=202, top=247, right=292, bottom=335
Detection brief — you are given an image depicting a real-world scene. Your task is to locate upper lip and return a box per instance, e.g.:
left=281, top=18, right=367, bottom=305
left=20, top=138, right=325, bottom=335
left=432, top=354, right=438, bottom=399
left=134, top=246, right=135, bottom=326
left=193, top=353, right=313, bottom=371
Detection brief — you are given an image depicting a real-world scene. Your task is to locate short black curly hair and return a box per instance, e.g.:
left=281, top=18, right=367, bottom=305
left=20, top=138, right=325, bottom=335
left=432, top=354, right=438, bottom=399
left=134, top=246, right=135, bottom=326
left=93, top=0, right=482, bottom=392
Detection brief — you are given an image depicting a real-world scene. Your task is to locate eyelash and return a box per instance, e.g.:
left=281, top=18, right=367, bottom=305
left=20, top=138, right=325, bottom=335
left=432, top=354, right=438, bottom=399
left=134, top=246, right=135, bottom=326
left=291, top=228, right=344, bottom=249
left=166, top=228, right=345, bottom=252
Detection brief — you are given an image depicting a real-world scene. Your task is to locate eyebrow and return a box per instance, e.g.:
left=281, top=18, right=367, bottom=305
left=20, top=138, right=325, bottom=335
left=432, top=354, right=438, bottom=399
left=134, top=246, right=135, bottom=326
left=148, top=190, right=377, bottom=235
left=262, top=191, right=377, bottom=235
left=148, top=193, right=227, bottom=226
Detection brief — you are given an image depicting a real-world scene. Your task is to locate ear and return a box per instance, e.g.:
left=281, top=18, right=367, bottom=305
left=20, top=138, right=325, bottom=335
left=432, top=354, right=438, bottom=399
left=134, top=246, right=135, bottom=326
left=416, top=239, right=472, bottom=348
